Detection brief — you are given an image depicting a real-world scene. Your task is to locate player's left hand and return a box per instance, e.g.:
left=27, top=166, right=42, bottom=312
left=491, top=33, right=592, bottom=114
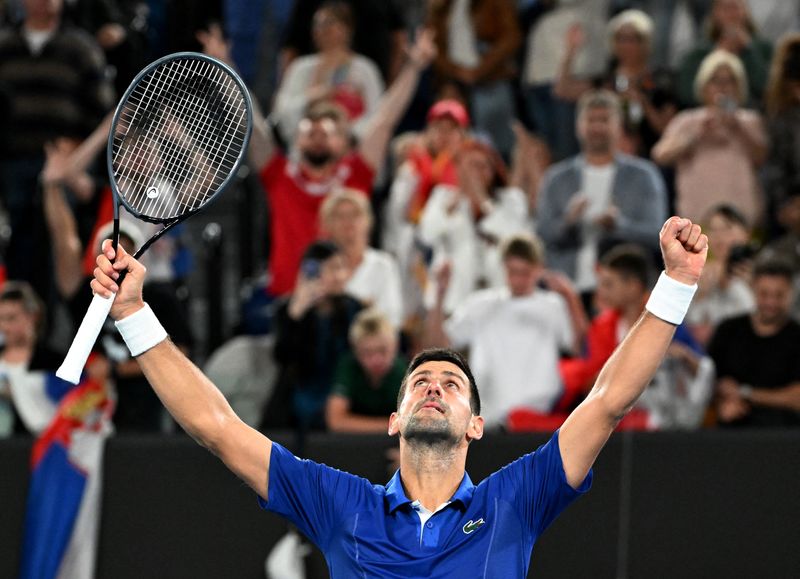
left=660, top=216, right=708, bottom=286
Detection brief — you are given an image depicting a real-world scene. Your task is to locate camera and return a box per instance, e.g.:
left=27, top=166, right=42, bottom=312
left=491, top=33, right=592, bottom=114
left=301, top=258, right=322, bottom=280
left=718, top=95, right=737, bottom=114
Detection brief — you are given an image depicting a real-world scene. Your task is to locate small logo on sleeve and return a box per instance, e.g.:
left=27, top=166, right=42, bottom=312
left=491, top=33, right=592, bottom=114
left=462, top=518, right=485, bottom=534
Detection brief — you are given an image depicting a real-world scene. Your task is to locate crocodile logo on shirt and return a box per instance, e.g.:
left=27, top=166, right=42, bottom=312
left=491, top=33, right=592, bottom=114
left=463, top=518, right=485, bottom=534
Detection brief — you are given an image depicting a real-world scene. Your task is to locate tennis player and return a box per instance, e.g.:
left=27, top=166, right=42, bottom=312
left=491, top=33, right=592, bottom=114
left=91, top=216, right=707, bottom=577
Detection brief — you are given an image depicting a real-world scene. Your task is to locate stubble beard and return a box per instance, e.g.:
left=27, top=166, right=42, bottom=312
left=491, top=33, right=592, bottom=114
left=403, top=412, right=460, bottom=450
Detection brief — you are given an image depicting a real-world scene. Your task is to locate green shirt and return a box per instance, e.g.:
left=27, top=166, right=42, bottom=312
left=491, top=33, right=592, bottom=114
left=331, top=354, right=407, bottom=416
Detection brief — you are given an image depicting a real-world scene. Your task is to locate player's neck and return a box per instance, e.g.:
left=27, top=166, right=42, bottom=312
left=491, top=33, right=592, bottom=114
left=399, top=442, right=467, bottom=511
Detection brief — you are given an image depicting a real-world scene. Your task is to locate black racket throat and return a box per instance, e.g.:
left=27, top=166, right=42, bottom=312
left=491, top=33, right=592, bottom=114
left=109, top=216, right=181, bottom=291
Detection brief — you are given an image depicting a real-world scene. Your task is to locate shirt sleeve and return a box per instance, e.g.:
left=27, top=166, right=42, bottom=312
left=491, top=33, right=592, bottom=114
left=493, top=429, right=592, bottom=538
left=258, top=443, right=372, bottom=549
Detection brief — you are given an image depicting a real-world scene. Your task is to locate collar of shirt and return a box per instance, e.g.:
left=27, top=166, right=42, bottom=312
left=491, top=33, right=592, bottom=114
left=384, top=469, right=476, bottom=514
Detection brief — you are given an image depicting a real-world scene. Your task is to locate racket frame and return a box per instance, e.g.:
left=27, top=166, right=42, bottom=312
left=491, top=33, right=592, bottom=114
left=107, top=51, right=253, bottom=258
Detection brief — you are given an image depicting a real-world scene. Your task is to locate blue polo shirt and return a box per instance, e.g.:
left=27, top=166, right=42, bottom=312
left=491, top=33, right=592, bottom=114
left=258, top=430, right=591, bottom=578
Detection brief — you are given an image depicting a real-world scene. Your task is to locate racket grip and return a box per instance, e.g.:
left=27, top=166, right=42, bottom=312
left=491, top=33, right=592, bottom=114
left=56, top=292, right=116, bottom=384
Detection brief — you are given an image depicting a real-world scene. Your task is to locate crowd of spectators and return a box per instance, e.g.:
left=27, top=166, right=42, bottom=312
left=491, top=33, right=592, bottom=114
left=1, top=0, right=799, bottom=440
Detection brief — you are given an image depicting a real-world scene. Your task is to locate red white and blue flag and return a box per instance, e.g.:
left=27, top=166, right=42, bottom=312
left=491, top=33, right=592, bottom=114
left=18, top=371, right=113, bottom=579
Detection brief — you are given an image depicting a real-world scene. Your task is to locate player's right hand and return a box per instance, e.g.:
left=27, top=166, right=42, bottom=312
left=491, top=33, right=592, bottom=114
left=91, top=239, right=146, bottom=321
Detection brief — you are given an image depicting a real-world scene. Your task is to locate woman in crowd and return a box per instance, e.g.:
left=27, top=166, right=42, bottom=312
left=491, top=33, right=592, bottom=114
left=320, top=188, right=404, bottom=330
left=652, top=49, right=767, bottom=228
left=555, top=9, right=678, bottom=158
left=272, top=1, right=384, bottom=144
left=677, top=0, right=772, bottom=107
left=417, top=138, right=529, bottom=314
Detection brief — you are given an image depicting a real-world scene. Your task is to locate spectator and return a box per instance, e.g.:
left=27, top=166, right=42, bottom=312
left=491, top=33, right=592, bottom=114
left=0, top=0, right=114, bottom=301
left=418, top=138, right=530, bottom=314
left=280, top=0, right=406, bottom=82
left=520, top=0, right=609, bottom=161
left=62, top=0, right=148, bottom=95
left=559, top=244, right=715, bottom=430
left=382, top=99, right=469, bottom=325
left=427, top=0, right=521, bottom=159
left=269, top=241, right=364, bottom=432
left=536, top=89, right=667, bottom=301
left=628, top=0, right=712, bottom=70
left=653, top=50, right=767, bottom=227
left=325, top=308, right=406, bottom=433
left=763, top=33, right=800, bottom=236
left=320, top=188, right=404, bottom=329
left=390, top=99, right=469, bottom=230
left=245, top=29, right=436, bottom=298
left=272, top=1, right=384, bottom=144
left=424, top=234, right=587, bottom=429
left=677, top=0, right=772, bottom=107
left=686, top=204, right=755, bottom=345
left=0, top=282, right=107, bottom=436
left=760, top=187, right=800, bottom=318
left=709, top=260, right=800, bottom=427
left=554, top=10, right=678, bottom=158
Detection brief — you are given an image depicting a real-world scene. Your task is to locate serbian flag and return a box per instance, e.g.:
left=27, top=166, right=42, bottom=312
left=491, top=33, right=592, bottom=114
left=19, top=372, right=114, bottom=579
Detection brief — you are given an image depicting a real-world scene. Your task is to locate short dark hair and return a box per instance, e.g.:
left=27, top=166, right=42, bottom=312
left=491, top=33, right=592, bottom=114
left=397, top=348, right=481, bottom=415
left=753, top=259, right=794, bottom=283
left=501, top=233, right=544, bottom=265
left=705, top=203, right=749, bottom=229
left=577, top=89, right=622, bottom=119
left=0, top=281, right=45, bottom=334
left=600, top=243, right=654, bottom=288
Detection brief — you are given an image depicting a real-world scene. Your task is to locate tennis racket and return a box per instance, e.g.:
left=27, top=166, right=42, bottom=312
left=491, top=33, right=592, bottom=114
left=57, top=52, right=253, bottom=384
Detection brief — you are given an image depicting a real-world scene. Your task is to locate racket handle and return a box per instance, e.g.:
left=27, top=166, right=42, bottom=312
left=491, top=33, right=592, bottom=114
left=57, top=292, right=116, bottom=384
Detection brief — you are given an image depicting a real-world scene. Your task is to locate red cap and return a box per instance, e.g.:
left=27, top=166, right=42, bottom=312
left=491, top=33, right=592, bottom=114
left=426, top=99, right=470, bottom=128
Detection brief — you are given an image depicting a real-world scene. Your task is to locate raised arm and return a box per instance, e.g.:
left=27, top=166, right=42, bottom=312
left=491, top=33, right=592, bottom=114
left=41, top=142, right=86, bottom=299
left=91, top=241, right=273, bottom=500
left=558, top=217, right=708, bottom=488
left=358, top=29, right=436, bottom=171
left=196, top=24, right=275, bottom=171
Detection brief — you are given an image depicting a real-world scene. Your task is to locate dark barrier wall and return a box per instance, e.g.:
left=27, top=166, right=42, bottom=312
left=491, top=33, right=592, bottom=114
left=2, top=431, right=799, bottom=579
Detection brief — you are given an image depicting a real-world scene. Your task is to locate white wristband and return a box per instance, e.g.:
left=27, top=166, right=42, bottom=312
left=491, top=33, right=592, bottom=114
left=115, top=303, right=168, bottom=356
left=645, top=271, right=698, bottom=325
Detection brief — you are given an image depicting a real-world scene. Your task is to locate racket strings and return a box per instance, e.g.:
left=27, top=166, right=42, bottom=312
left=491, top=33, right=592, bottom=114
left=118, top=58, right=244, bottom=208
left=118, top=59, right=246, bottom=216
left=112, top=56, right=249, bottom=220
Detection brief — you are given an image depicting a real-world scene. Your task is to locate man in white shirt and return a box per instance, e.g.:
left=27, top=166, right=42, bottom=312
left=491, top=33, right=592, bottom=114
left=424, top=233, right=587, bottom=428
left=537, top=89, right=668, bottom=303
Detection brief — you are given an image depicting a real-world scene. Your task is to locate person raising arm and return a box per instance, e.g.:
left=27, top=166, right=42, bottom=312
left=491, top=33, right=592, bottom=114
left=90, top=241, right=272, bottom=499
left=558, top=216, right=707, bottom=487
left=90, top=216, right=707, bottom=575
